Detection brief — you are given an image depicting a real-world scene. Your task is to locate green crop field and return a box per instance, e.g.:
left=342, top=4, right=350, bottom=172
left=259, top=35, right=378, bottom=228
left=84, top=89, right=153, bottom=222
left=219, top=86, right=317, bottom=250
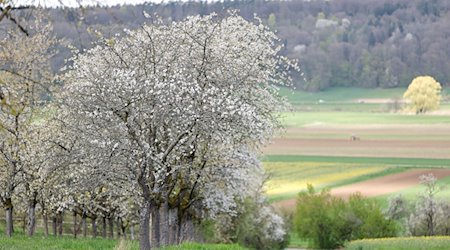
left=279, top=87, right=406, bottom=103
left=280, top=111, right=450, bottom=127
left=345, top=236, right=450, bottom=250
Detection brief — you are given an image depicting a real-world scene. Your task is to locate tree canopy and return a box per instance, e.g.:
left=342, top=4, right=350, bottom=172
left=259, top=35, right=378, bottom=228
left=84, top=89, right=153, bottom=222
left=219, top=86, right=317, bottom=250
left=403, top=76, right=441, bottom=114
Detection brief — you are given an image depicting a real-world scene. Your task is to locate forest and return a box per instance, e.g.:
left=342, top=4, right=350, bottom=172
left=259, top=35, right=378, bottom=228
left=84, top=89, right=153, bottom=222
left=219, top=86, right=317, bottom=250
left=3, top=0, right=450, bottom=91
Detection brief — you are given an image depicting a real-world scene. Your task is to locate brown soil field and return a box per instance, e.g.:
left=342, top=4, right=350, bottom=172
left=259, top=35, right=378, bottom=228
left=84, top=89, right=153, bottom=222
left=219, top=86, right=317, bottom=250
left=265, top=125, right=450, bottom=159
left=265, top=138, right=450, bottom=159
left=273, top=168, right=450, bottom=210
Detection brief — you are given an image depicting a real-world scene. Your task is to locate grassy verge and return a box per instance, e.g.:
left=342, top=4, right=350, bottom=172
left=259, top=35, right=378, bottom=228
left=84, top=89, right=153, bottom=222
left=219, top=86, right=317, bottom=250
left=345, top=236, right=450, bottom=250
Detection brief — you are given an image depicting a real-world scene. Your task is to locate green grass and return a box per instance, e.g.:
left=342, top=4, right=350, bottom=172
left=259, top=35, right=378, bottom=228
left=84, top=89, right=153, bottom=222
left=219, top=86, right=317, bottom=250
left=280, top=111, right=450, bottom=127
left=280, top=87, right=406, bottom=104
left=345, top=236, right=450, bottom=250
left=279, top=87, right=450, bottom=112
left=0, top=234, right=120, bottom=250
left=0, top=233, right=247, bottom=250
left=264, top=155, right=450, bottom=167
left=160, top=242, right=247, bottom=250
left=288, top=231, right=311, bottom=248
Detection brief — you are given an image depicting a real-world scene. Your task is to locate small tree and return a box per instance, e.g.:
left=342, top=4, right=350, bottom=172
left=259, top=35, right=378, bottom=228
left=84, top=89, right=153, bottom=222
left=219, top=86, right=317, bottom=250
left=403, top=76, right=441, bottom=114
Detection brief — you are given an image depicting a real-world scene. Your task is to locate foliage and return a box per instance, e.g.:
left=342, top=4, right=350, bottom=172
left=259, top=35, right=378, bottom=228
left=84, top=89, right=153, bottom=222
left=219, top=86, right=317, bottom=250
left=61, top=12, right=294, bottom=249
left=384, top=174, right=450, bottom=237
left=231, top=198, right=288, bottom=250
left=0, top=14, right=59, bottom=237
left=346, top=236, right=450, bottom=250
left=203, top=193, right=288, bottom=249
left=7, top=0, right=450, bottom=91
left=403, top=76, right=441, bottom=114
left=294, top=185, right=398, bottom=249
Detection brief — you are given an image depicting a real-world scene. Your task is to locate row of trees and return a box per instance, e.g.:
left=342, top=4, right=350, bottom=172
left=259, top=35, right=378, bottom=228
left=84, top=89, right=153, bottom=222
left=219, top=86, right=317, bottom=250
left=0, top=9, right=293, bottom=250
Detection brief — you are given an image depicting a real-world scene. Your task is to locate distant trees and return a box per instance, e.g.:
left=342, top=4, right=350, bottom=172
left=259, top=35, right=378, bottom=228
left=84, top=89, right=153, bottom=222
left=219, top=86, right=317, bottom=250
left=4, top=0, right=450, bottom=91
left=403, top=76, right=441, bottom=114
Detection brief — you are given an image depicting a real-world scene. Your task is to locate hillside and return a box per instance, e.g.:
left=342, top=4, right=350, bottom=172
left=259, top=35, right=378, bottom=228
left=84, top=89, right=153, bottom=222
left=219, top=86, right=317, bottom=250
left=2, top=0, right=450, bottom=91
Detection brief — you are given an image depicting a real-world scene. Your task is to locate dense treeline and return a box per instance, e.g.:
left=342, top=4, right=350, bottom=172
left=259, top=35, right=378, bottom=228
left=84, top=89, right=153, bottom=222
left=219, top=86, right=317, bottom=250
left=3, top=0, right=450, bottom=91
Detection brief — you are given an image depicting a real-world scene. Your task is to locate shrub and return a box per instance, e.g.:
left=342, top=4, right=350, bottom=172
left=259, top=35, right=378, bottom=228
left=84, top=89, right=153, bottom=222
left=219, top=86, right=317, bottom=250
left=294, top=185, right=398, bottom=249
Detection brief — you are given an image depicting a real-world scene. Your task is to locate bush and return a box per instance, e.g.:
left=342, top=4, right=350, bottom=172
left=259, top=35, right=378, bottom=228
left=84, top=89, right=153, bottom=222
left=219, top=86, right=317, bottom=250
left=294, top=185, right=398, bottom=249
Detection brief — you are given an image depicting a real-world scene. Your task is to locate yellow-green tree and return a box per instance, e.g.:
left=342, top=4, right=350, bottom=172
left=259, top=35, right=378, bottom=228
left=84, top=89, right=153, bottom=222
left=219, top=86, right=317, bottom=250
left=403, top=76, right=441, bottom=114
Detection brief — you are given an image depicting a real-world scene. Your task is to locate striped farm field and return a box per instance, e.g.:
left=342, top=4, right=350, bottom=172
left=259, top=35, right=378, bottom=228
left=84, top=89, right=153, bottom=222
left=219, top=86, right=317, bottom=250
left=266, top=123, right=450, bottom=159
left=264, top=155, right=450, bottom=204
left=263, top=155, right=417, bottom=203
left=265, top=161, right=390, bottom=202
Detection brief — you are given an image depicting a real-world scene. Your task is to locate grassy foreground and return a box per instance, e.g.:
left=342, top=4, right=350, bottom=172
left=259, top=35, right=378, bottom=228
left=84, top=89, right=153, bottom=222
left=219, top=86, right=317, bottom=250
left=0, top=234, right=247, bottom=250
left=345, top=236, right=450, bottom=250
left=0, top=234, right=119, bottom=250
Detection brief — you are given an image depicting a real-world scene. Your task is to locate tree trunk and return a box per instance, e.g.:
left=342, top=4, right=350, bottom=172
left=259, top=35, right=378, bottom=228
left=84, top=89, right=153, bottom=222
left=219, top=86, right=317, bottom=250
left=4, top=197, right=13, bottom=237
left=108, top=217, right=114, bottom=239
left=151, top=205, right=161, bottom=248
left=130, top=225, right=135, bottom=240
left=139, top=200, right=151, bottom=250
left=73, top=211, right=78, bottom=238
left=160, top=201, right=169, bottom=246
left=43, top=213, right=49, bottom=237
left=52, top=215, right=57, bottom=236
left=102, top=217, right=107, bottom=239
left=117, top=218, right=122, bottom=238
left=183, top=218, right=195, bottom=242
left=26, top=199, right=37, bottom=236
left=92, top=217, right=97, bottom=238
left=58, top=212, right=63, bottom=236
left=82, top=213, right=87, bottom=238
left=168, top=208, right=178, bottom=245
left=121, top=223, right=127, bottom=239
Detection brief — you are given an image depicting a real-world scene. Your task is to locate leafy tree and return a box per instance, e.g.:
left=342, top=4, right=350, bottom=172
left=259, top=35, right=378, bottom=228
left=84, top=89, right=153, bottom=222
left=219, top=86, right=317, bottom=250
left=403, top=75, right=441, bottom=114
left=0, top=18, right=58, bottom=237
left=61, top=12, right=295, bottom=250
left=295, top=185, right=397, bottom=249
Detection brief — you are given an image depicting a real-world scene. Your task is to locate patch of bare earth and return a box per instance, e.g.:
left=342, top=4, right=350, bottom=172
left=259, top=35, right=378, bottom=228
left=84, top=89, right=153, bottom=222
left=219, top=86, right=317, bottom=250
left=273, top=169, right=450, bottom=210
left=265, top=138, right=450, bottom=159
left=266, top=125, right=450, bottom=159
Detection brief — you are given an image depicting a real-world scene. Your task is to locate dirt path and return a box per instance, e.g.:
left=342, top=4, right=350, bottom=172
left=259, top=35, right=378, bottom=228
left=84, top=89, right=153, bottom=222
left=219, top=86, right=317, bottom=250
left=273, top=169, right=450, bottom=210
